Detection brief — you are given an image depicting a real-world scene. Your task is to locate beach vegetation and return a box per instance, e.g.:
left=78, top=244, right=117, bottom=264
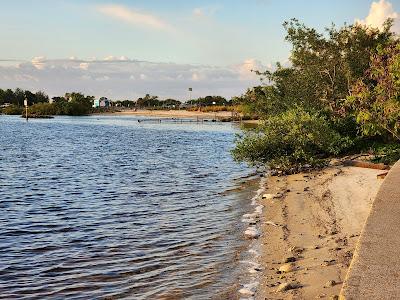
left=0, top=91, right=95, bottom=116
left=233, top=107, right=353, bottom=171
left=233, top=18, right=400, bottom=172
left=186, top=95, right=228, bottom=107
left=1, top=104, right=23, bottom=115
left=347, top=41, right=400, bottom=141
left=135, top=94, right=181, bottom=109
left=29, top=102, right=56, bottom=116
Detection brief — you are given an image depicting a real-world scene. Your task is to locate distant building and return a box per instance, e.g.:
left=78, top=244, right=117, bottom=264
left=93, top=97, right=111, bottom=108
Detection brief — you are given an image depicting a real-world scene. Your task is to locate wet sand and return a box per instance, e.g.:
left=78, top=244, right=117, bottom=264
left=257, top=165, right=382, bottom=299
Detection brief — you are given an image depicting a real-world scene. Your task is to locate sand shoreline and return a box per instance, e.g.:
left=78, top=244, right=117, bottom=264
left=254, top=165, right=382, bottom=299
left=96, top=109, right=234, bottom=119
left=94, top=109, right=262, bottom=125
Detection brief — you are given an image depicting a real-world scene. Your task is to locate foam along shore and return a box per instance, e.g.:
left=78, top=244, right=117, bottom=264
left=256, top=165, right=382, bottom=299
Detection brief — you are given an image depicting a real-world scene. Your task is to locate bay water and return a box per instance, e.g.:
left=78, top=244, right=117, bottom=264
left=0, top=115, right=258, bottom=299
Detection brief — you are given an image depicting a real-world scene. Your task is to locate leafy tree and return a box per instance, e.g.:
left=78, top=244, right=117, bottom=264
left=162, top=99, right=181, bottom=108
left=65, top=92, right=94, bottom=115
left=14, top=88, right=25, bottom=106
left=0, top=89, right=4, bottom=105
left=347, top=41, right=400, bottom=141
left=3, top=89, right=16, bottom=105
left=233, top=19, right=397, bottom=171
left=254, top=19, right=396, bottom=119
left=120, top=100, right=136, bottom=107
left=136, top=94, right=160, bottom=108
left=24, top=90, right=36, bottom=105
left=35, top=91, right=49, bottom=103
left=52, top=96, right=69, bottom=115
left=186, top=95, right=227, bottom=107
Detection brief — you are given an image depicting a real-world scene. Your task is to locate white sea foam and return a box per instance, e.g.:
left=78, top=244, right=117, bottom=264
left=248, top=248, right=259, bottom=256
left=255, top=205, right=264, bottom=214
left=244, top=226, right=259, bottom=239
left=239, top=281, right=259, bottom=296
left=238, top=174, right=268, bottom=298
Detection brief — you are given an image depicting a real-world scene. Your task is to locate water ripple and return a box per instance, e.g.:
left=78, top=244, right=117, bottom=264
left=0, top=115, right=256, bottom=300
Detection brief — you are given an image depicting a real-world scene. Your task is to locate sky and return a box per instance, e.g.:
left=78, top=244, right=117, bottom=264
left=0, top=0, right=399, bottom=100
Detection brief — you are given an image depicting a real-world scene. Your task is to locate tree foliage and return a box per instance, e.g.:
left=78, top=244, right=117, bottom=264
left=347, top=41, right=400, bottom=141
left=135, top=94, right=181, bottom=108
left=0, top=88, right=49, bottom=106
left=233, top=18, right=399, bottom=171
left=1, top=91, right=94, bottom=116
left=233, top=108, right=352, bottom=171
left=186, top=95, right=228, bottom=107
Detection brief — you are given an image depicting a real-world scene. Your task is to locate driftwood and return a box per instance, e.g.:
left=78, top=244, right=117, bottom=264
left=343, top=160, right=390, bottom=170
left=377, top=171, right=389, bottom=179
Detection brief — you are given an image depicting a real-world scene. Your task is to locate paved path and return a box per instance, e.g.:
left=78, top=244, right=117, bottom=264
left=340, top=160, right=400, bottom=299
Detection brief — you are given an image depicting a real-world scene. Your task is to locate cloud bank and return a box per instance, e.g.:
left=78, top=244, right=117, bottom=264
left=0, top=57, right=268, bottom=100
left=356, top=0, right=400, bottom=32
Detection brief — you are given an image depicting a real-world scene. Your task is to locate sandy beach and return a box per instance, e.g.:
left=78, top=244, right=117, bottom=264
left=105, top=109, right=235, bottom=119
left=256, top=165, right=382, bottom=299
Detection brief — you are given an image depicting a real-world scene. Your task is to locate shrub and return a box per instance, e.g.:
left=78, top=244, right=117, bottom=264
left=232, top=108, right=353, bottom=172
left=2, top=105, right=23, bottom=115
left=370, top=143, right=400, bottom=165
left=29, top=102, right=56, bottom=115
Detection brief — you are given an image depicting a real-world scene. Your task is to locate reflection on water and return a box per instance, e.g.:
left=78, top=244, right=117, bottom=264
left=0, top=115, right=256, bottom=299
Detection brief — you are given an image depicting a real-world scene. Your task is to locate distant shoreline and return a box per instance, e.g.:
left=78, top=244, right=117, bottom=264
left=96, top=109, right=233, bottom=118
left=94, top=109, right=260, bottom=124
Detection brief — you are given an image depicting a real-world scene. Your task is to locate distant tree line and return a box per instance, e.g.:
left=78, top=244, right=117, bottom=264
left=186, top=95, right=228, bottom=107
left=114, top=94, right=233, bottom=109
left=0, top=89, right=94, bottom=116
left=0, top=88, right=236, bottom=116
left=0, top=88, right=49, bottom=106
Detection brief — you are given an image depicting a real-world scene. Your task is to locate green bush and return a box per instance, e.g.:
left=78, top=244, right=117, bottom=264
left=370, top=143, right=400, bottom=165
left=232, top=108, right=353, bottom=172
left=2, top=105, right=23, bottom=115
left=29, top=102, right=56, bottom=115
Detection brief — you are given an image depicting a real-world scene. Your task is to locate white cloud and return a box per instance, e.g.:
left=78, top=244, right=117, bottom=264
left=356, top=0, right=400, bottom=32
left=79, top=63, right=89, bottom=70
left=97, top=4, right=174, bottom=32
left=0, top=57, right=267, bottom=100
left=31, top=56, right=46, bottom=70
left=234, top=59, right=270, bottom=80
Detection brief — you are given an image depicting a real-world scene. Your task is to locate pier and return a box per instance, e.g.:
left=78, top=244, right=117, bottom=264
left=137, top=116, right=242, bottom=123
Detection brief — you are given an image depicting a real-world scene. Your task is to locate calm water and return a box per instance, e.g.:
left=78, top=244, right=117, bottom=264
left=0, top=115, right=257, bottom=299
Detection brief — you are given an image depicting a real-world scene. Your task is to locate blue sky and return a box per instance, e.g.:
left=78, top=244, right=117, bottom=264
left=0, top=0, right=399, bottom=99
